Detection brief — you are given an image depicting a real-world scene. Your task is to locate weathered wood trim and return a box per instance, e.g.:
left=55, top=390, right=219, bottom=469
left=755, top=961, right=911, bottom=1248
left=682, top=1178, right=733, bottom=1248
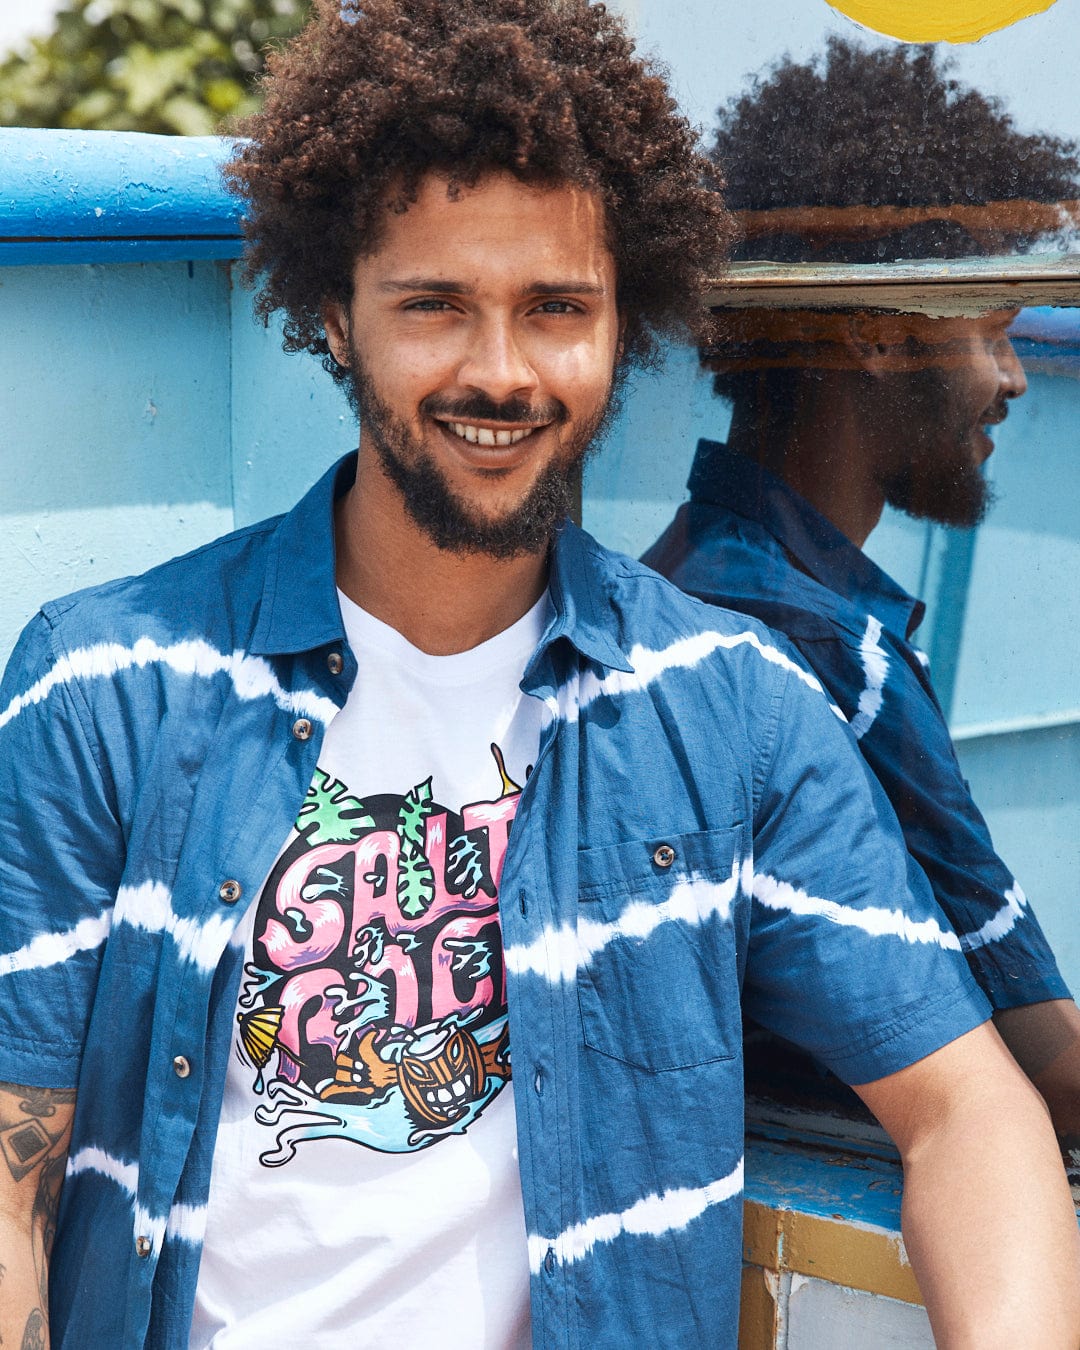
left=738, top=1264, right=781, bottom=1348
left=707, top=256, right=1080, bottom=315
left=743, top=1198, right=923, bottom=1305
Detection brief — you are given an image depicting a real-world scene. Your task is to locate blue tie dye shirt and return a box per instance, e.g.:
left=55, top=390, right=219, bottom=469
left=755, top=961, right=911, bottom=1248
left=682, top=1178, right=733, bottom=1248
left=643, top=438, right=1069, bottom=1013
left=0, top=453, right=990, bottom=1349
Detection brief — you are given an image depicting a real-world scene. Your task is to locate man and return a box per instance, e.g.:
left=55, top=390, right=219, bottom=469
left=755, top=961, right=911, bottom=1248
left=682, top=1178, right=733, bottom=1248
left=1, top=6, right=1077, bottom=1348
left=644, top=38, right=1080, bottom=1138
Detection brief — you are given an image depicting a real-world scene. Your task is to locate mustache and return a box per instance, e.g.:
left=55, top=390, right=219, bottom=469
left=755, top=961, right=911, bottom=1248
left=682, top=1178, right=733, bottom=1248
left=981, top=400, right=1010, bottom=427
left=420, top=393, right=567, bottom=426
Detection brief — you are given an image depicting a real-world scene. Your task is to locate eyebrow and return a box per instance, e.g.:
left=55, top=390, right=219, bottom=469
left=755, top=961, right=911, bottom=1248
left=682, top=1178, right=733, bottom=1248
left=378, top=277, right=608, bottom=297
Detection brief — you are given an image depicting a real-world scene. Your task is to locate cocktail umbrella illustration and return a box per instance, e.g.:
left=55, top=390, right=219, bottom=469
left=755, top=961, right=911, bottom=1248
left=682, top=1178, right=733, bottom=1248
left=237, top=1004, right=285, bottom=1094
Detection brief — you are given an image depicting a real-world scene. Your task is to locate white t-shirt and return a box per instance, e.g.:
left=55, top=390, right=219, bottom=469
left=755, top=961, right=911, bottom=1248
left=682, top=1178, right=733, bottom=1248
left=189, top=591, right=553, bottom=1350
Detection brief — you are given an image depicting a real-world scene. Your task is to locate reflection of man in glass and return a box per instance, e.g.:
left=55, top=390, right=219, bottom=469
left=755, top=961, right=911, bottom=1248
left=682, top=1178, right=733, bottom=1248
left=645, top=38, right=1080, bottom=1139
left=689, top=305, right=1028, bottom=540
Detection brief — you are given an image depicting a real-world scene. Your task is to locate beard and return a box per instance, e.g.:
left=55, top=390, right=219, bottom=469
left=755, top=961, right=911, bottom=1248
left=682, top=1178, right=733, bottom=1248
left=882, top=450, right=995, bottom=529
left=341, top=343, right=617, bottom=559
left=879, top=376, right=999, bottom=529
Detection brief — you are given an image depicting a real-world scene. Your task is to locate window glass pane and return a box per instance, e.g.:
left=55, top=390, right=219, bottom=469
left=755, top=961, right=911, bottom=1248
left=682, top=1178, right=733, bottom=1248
left=590, top=3, right=1080, bottom=1004
left=864, top=307, right=1080, bottom=984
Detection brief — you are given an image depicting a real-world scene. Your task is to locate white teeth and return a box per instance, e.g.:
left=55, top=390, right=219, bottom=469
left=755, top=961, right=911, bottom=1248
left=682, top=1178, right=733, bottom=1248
left=447, top=422, right=534, bottom=447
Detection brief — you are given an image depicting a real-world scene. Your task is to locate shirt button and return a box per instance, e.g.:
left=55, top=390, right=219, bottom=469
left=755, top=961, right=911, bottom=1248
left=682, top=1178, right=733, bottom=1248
left=135, top=1236, right=152, bottom=1258
left=292, top=717, right=314, bottom=741
left=653, top=843, right=676, bottom=868
left=173, top=1055, right=191, bottom=1079
left=543, top=1246, right=556, bottom=1275
left=219, top=879, right=242, bottom=904
left=327, top=651, right=344, bottom=676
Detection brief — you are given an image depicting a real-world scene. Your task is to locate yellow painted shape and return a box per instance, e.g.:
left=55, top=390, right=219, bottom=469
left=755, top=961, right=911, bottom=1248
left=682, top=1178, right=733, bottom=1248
left=743, top=1199, right=924, bottom=1305
left=826, top=0, right=1059, bottom=44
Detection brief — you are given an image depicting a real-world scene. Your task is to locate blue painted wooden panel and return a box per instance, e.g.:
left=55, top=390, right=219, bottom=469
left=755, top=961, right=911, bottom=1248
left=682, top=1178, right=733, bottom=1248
left=0, top=240, right=241, bottom=265
left=582, top=342, right=726, bottom=557
left=957, top=723, right=1080, bottom=985
left=951, top=371, right=1080, bottom=730
left=0, top=260, right=235, bottom=656
left=0, top=261, right=354, bottom=659
left=746, top=1134, right=903, bottom=1232
left=229, top=279, right=354, bottom=529
left=0, top=129, right=242, bottom=265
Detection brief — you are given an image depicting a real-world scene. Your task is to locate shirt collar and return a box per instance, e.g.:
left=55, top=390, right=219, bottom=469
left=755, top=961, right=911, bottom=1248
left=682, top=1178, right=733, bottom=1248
left=250, top=452, right=355, bottom=657
left=544, top=522, right=635, bottom=674
left=251, top=451, right=633, bottom=671
left=688, top=438, right=925, bottom=639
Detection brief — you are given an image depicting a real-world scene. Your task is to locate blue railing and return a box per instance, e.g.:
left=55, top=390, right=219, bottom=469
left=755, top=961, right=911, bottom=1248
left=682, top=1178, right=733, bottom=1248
left=0, top=127, right=242, bottom=265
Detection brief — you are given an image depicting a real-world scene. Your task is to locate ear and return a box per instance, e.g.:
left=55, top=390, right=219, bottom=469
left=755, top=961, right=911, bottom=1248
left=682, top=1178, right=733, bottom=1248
left=321, top=297, right=350, bottom=368
left=845, top=314, right=893, bottom=376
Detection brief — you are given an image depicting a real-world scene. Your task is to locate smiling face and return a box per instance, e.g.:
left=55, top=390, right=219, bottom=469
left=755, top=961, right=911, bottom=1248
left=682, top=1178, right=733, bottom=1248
left=324, top=171, right=622, bottom=558
left=874, top=310, right=1028, bottom=528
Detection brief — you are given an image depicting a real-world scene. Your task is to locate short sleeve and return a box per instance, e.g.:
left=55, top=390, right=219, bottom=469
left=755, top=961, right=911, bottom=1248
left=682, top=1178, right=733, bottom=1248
left=0, top=612, right=125, bottom=1087
left=744, top=665, right=991, bottom=1085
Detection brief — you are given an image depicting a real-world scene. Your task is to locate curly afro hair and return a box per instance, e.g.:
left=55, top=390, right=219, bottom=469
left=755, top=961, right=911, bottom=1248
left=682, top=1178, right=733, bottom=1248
left=225, top=0, right=733, bottom=384
left=714, top=35, right=1080, bottom=264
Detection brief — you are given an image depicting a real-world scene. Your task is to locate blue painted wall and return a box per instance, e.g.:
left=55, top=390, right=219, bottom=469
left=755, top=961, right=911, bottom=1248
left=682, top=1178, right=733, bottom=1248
left=0, top=260, right=234, bottom=650
left=0, top=258, right=350, bottom=658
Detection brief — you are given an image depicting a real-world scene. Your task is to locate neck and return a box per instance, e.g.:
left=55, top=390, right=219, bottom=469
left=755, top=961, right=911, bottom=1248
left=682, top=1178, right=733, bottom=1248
left=726, top=378, right=884, bottom=548
left=334, top=445, right=550, bottom=656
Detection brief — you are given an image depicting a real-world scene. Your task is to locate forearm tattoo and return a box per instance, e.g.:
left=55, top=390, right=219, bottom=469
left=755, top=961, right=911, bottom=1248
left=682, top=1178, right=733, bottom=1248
left=0, top=1082, right=75, bottom=1347
left=20, top=1308, right=46, bottom=1350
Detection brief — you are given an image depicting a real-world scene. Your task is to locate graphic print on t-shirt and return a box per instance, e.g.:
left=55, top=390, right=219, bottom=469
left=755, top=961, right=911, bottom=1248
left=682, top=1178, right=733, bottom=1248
left=233, top=744, right=526, bottom=1165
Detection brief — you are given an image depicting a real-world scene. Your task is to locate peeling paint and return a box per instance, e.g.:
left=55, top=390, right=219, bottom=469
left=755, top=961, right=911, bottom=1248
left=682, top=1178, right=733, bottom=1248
left=708, top=256, right=1080, bottom=317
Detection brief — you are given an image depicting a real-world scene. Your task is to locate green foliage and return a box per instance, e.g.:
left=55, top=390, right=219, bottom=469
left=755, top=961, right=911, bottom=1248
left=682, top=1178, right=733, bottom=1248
left=297, top=768, right=375, bottom=846
left=396, top=778, right=435, bottom=920
left=0, top=0, right=311, bottom=135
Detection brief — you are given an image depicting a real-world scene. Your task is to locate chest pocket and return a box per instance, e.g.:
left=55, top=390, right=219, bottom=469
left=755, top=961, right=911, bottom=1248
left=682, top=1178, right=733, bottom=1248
left=576, top=826, right=744, bottom=1073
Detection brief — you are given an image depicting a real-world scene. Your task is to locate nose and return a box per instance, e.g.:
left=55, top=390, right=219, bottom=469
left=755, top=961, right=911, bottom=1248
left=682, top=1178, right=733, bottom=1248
left=997, top=336, right=1028, bottom=401
left=457, top=316, right=539, bottom=404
